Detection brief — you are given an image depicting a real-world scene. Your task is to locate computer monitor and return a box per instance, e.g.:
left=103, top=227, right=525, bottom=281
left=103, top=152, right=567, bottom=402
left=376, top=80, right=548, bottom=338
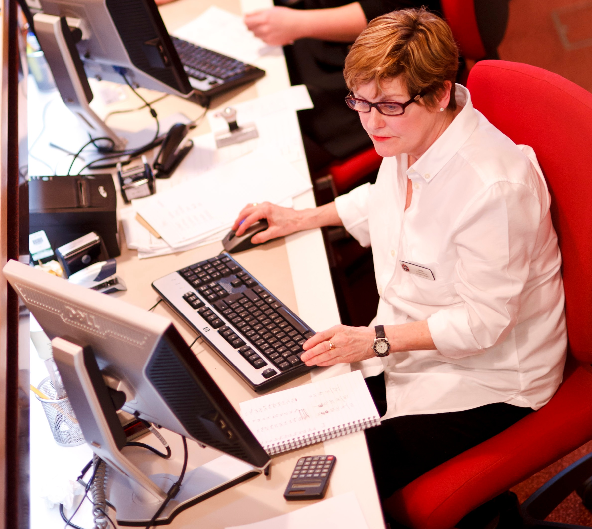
left=3, top=259, right=270, bottom=525
left=28, top=0, right=198, bottom=149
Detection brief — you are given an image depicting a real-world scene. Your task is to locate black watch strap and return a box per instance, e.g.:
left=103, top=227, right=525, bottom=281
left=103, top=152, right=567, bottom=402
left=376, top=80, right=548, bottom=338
left=375, top=325, right=386, bottom=339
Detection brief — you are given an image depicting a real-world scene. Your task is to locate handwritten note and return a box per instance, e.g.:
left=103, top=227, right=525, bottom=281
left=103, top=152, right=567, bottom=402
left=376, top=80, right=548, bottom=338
left=240, top=371, right=380, bottom=455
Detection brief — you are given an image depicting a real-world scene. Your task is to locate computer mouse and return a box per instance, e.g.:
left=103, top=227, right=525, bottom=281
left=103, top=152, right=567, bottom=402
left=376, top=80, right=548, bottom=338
left=222, top=219, right=269, bottom=253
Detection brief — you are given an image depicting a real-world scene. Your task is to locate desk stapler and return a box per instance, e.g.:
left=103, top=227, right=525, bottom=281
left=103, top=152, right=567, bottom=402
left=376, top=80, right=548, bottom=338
left=153, top=123, right=194, bottom=179
left=67, top=259, right=126, bottom=294
left=215, top=107, right=258, bottom=148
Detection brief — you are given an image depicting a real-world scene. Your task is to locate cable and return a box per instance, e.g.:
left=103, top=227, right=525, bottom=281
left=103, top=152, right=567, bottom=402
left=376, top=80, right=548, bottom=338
left=120, top=72, right=160, bottom=145
left=148, top=298, right=162, bottom=312
left=187, top=100, right=210, bottom=129
left=90, top=456, right=109, bottom=529
left=29, top=99, right=56, bottom=175
left=59, top=504, right=85, bottom=529
left=104, top=94, right=169, bottom=124
left=189, top=336, right=200, bottom=348
left=66, top=136, right=116, bottom=176
left=126, top=441, right=171, bottom=460
left=145, top=435, right=189, bottom=529
left=61, top=457, right=101, bottom=529
left=74, top=133, right=166, bottom=174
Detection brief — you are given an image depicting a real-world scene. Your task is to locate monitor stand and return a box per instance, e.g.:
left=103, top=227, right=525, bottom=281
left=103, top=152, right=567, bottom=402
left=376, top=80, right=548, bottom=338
left=33, top=13, right=127, bottom=151
left=51, top=337, right=261, bottom=525
left=108, top=445, right=259, bottom=525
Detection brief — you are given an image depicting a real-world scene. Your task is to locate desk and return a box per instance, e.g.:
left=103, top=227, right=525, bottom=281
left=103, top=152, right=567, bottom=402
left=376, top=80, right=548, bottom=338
left=28, top=1, right=385, bottom=527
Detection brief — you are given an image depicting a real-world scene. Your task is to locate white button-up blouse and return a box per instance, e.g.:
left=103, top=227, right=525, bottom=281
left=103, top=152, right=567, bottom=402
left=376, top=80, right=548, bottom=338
left=334, top=85, right=567, bottom=420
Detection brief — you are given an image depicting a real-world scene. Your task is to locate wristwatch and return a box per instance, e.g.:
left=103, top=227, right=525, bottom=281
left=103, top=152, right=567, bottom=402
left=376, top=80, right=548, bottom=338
left=372, top=325, right=390, bottom=357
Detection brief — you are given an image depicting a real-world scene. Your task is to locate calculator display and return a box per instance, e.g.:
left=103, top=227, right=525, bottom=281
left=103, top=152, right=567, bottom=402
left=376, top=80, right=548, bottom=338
left=292, top=480, right=322, bottom=488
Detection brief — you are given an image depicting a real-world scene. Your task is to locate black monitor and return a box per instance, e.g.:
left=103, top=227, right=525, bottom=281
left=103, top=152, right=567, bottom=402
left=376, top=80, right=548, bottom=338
left=28, top=0, right=199, bottom=149
left=3, top=260, right=270, bottom=525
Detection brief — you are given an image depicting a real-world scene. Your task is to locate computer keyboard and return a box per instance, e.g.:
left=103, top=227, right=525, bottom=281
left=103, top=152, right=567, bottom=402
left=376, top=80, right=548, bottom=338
left=172, top=36, right=265, bottom=99
left=152, top=253, right=315, bottom=392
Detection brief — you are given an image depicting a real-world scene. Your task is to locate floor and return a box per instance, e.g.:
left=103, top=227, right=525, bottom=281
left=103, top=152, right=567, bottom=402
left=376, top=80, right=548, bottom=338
left=494, top=0, right=592, bottom=525
left=498, top=0, right=592, bottom=92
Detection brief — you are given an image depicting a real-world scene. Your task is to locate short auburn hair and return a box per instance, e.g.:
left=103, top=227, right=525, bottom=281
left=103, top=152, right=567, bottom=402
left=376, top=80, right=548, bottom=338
left=344, top=8, right=459, bottom=111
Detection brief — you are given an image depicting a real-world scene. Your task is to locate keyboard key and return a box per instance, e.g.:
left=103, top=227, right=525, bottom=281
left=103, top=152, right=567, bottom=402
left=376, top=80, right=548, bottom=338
left=262, top=368, right=277, bottom=379
left=278, top=307, right=308, bottom=334
left=252, top=358, right=267, bottom=369
left=231, top=337, right=245, bottom=348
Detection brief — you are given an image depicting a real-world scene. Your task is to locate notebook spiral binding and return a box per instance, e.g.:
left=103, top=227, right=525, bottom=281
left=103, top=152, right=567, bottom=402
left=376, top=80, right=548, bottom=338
left=265, top=416, right=380, bottom=455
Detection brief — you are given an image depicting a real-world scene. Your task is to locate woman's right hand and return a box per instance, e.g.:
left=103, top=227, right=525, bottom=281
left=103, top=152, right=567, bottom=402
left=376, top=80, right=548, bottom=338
left=244, top=7, right=303, bottom=47
left=231, top=202, right=303, bottom=244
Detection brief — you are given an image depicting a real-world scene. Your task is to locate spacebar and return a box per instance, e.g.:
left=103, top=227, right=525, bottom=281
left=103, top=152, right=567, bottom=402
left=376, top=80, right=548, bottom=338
left=277, top=307, right=307, bottom=333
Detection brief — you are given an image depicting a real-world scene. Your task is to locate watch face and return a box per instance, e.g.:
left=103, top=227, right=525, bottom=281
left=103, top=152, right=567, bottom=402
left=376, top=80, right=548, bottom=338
left=374, top=338, right=389, bottom=356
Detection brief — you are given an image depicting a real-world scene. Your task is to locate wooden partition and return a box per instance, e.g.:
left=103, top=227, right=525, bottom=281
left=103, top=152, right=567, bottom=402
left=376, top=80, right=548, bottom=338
left=1, top=1, right=30, bottom=527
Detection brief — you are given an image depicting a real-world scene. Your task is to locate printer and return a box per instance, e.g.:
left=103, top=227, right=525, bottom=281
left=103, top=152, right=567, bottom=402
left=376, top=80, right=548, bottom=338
left=29, top=174, right=120, bottom=258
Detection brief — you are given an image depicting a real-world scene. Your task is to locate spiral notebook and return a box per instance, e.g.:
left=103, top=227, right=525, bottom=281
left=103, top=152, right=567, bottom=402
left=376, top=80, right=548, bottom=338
left=239, top=370, right=380, bottom=455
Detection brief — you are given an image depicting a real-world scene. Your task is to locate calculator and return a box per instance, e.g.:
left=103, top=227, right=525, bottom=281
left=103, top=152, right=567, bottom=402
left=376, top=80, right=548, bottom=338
left=284, top=455, right=336, bottom=500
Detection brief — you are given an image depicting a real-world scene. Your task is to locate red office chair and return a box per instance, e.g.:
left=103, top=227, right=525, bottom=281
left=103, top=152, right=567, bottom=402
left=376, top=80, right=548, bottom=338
left=382, top=60, right=592, bottom=529
left=441, top=0, right=486, bottom=61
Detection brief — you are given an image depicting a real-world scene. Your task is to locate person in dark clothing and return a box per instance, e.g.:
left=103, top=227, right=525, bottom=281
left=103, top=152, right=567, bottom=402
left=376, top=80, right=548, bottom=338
left=245, top=1, right=442, bottom=166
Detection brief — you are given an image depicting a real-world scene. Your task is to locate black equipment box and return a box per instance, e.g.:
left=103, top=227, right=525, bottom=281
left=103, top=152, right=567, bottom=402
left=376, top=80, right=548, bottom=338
left=29, top=175, right=120, bottom=258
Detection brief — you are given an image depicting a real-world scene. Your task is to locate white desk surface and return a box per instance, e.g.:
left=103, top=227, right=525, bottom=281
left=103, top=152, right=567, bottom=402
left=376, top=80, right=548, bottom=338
left=28, top=1, right=385, bottom=527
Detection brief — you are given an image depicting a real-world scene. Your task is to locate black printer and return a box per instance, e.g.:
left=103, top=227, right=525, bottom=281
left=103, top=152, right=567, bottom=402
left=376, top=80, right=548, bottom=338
left=29, top=174, right=120, bottom=258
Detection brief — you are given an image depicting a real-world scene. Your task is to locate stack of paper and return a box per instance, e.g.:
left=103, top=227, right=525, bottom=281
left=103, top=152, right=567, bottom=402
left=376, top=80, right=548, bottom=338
left=122, top=148, right=311, bottom=258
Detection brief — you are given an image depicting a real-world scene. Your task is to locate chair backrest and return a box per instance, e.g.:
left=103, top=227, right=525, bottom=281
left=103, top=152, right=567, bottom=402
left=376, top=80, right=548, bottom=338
left=467, top=61, right=592, bottom=362
left=440, top=0, right=486, bottom=60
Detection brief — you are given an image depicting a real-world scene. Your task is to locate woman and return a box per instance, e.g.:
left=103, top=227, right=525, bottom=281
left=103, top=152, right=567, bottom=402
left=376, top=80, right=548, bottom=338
left=232, top=8, right=566, bottom=504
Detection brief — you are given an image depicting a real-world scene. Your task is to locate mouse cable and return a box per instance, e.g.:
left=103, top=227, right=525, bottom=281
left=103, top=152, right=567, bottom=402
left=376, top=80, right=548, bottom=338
left=145, top=435, right=188, bottom=529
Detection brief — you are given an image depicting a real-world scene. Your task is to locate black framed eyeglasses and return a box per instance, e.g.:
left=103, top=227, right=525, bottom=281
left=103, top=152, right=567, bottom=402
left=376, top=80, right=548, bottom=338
left=345, top=92, right=424, bottom=116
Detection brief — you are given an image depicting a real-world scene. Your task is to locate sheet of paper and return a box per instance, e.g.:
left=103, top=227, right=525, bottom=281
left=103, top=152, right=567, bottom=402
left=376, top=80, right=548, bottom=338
left=173, top=6, right=274, bottom=64
left=225, top=492, right=369, bottom=529
left=207, top=85, right=313, bottom=133
left=154, top=132, right=255, bottom=193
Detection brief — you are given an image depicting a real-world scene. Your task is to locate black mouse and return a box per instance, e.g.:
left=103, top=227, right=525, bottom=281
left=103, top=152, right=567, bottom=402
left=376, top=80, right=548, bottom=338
left=222, top=219, right=269, bottom=253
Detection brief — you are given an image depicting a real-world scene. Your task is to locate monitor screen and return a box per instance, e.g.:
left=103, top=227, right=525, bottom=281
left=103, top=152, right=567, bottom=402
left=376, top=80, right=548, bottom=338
left=3, top=260, right=270, bottom=471
left=33, top=0, right=193, bottom=97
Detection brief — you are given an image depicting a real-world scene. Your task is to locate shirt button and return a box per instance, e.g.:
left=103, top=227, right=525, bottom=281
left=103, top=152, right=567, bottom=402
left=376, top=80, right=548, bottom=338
left=413, top=182, right=420, bottom=190
left=391, top=249, right=395, bottom=257
left=378, top=286, right=383, bottom=296
left=424, top=173, right=431, bottom=180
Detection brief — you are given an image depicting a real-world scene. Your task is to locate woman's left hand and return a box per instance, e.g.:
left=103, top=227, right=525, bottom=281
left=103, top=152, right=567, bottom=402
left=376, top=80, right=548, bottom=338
left=301, top=325, right=376, bottom=367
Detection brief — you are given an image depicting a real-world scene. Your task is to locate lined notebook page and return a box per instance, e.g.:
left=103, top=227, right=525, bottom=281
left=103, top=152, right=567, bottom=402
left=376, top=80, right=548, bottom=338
left=240, top=371, right=380, bottom=455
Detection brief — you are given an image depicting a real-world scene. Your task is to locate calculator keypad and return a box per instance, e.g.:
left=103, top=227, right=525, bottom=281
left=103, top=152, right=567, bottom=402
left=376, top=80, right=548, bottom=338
left=284, top=455, right=336, bottom=501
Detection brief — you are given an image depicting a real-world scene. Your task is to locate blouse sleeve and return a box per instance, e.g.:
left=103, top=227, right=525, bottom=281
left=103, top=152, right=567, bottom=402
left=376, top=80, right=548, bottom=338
left=334, top=182, right=372, bottom=247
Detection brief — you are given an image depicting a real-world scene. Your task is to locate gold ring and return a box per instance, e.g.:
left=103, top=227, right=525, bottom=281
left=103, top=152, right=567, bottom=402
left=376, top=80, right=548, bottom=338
left=251, top=202, right=258, bottom=207
left=328, top=341, right=335, bottom=351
